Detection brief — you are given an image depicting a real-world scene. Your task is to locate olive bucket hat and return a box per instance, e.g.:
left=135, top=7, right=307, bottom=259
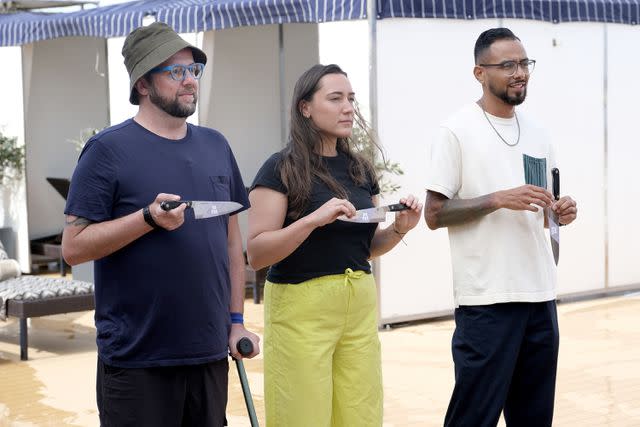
left=122, top=22, right=207, bottom=105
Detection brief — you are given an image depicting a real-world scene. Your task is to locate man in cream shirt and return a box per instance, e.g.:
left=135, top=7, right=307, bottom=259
left=425, top=28, right=577, bottom=427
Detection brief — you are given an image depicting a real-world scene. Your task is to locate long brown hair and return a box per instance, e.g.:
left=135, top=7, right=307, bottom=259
left=279, top=64, right=382, bottom=219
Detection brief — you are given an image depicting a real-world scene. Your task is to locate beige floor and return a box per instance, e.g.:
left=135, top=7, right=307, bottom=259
left=1, top=293, right=639, bottom=426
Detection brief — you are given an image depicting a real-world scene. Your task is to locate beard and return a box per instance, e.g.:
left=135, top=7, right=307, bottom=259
left=148, top=84, right=197, bottom=118
left=489, top=81, right=527, bottom=106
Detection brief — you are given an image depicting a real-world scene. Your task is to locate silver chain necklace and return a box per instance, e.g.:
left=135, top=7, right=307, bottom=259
left=480, top=104, right=520, bottom=147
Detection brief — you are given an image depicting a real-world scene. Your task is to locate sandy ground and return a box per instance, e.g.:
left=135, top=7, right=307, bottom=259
left=1, top=293, right=640, bottom=426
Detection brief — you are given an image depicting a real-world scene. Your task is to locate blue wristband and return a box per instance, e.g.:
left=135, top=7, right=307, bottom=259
left=230, top=312, right=244, bottom=324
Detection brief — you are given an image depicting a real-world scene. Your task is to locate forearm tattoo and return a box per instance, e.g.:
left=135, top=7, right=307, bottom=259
left=65, top=216, right=93, bottom=228
left=436, top=196, right=497, bottom=227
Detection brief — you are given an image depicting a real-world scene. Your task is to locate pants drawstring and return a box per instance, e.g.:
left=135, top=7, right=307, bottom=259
left=343, top=268, right=364, bottom=305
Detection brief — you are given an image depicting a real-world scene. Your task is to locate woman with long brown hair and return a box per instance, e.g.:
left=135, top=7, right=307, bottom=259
left=247, top=64, right=422, bottom=426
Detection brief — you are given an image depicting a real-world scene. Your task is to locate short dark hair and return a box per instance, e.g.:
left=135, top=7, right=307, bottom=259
left=474, top=28, right=520, bottom=64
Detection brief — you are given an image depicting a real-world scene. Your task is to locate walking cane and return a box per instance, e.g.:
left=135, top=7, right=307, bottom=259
left=234, top=337, right=259, bottom=427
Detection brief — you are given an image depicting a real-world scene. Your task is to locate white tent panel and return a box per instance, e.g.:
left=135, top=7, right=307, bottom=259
left=0, top=48, right=25, bottom=148
left=282, top=24, right=322, bottom=142
left=319, top=20, right=370, bottom=115
left=107, top=36, right=136, bottom=126
left=607, top=24, right=640, bottom=288
left=199, top=24, right=319, bottom=185
left=0, top=46, right=29, bottom=271
left=200, top=24, right=284, bottom=184
left=23, top=36, right=109, bottom=239
left=198, top=24, right=319, bottom=243
left=376, top=19, right=496, bottom=322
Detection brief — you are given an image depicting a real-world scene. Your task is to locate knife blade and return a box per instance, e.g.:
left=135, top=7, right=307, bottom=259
left=160, top=200, right=243, bottom=219
left=548, top=168, right=560, bottom=265
left=337, top=203, right=409, bottom=223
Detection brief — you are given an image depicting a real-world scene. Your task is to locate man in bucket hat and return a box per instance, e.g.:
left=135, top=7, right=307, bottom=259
left=62, top=22, right=260, bottom=426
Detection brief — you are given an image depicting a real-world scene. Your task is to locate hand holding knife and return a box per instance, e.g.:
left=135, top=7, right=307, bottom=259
left=161, top=200, right=243, bottom=219
left=337, top=203, right=411, bottom=223
left=547, top=168, right=560, bottom=265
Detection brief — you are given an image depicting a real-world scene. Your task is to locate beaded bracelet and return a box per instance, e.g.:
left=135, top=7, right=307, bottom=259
left=392, top=223, right=408, bottom=246
left=392, top=223, right=407, bottom=236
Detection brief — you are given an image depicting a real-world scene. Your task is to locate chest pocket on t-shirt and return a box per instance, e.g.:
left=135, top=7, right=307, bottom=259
left=210, top=175, right=231, bottom=201
left=522, top=154, right=547, bottom=188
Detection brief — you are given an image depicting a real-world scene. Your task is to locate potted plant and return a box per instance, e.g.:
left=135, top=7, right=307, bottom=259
left=0, top=131, right=25, bottom=248
left=68, top=127, right=102, bottom=153
left=351, top=125, right=403, bottom=195
left=0, top=131, right=25, bottom=186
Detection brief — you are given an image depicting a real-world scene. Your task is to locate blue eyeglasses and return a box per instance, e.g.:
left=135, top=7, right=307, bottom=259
left=150, top=63, right=205, bottom=81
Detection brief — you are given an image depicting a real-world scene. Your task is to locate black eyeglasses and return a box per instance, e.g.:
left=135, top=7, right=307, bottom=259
left=150, top=63, right=205, bottom=81
left=478, top=59, right=536, bottom=76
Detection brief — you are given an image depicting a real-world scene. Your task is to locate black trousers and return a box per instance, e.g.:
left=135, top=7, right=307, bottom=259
left=444, top=301, right=559, bottom=427
left=97, top=357, right=229, bottom=427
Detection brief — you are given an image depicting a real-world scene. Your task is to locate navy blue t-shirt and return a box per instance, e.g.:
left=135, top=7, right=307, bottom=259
left=65, top=119, right=249, bottom=368
left=251, top=151, right=379, bottom=284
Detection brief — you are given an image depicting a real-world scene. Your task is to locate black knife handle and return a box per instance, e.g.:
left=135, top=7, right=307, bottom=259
left=160, top=200, right=192, bottom=211
left=387, top=203, right=410, bottom=212
left=551, top=168, right=560, bottom=201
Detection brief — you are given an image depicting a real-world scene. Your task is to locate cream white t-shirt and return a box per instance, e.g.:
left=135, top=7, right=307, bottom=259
left=427, top=102, right=557, bottom=307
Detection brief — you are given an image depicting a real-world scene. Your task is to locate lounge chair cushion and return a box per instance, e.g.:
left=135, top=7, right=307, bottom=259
left=0, top=276, right=94, bottom=320
left=0, top=259, right=21, bottom=281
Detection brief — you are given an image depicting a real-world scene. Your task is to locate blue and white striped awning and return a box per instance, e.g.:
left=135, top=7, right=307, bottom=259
left=155, top=0, right=366, bottom=32
left=2, top=0, right=639, bottom=47
left=0, top=0, right=366, bottom=47
left=0, top=1, right=146, bottom=46
left=376, top=0, right=640, bottom=25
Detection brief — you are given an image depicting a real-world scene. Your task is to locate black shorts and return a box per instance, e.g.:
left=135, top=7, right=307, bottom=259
left=97, top=357, right=229, bottom=427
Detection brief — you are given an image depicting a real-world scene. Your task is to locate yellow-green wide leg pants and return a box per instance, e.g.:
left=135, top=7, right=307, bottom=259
left=264, top=269, right=382, bottom=427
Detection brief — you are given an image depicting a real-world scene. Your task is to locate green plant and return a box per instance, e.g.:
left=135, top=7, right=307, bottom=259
left=351, top=126, right=404, bottom=195
left=0, top=131, right=25, bottom=185
left=68, top=127, right=102, bottom=152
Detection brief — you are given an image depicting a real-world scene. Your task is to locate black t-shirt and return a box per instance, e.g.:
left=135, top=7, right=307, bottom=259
left=251, top=151, right=380, bottom=284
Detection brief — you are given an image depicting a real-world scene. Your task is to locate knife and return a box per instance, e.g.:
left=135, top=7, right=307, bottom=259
left=548, top=168, right=560, bottom=265
left=337, top=203, right=410, bottom=223
left=160, top=200, right=243, bottom=219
